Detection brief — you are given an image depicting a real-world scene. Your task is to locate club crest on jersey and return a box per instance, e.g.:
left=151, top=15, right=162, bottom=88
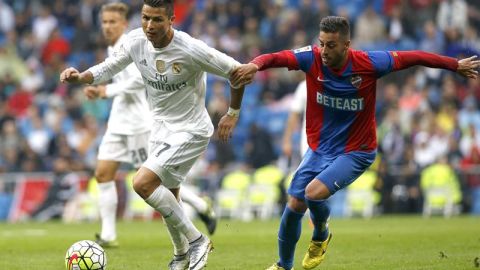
left=156, top=60, right=166, bottom=73
left=172, top=63, right=182, bottom=74
left=350, top=74, right=362, bottom=89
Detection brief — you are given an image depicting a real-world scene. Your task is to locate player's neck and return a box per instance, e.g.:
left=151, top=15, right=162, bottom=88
left=331, top=51, right=349, bottom=70
left=152, top=28, right=174, bottom=49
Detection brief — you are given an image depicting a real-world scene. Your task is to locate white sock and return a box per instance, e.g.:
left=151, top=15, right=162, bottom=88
left=180, top=186, right=208, bottom=214
left=145, top=185, right=201, bottom=242
left=165, top=220, right=189, bottom=255
left=98, top=181, right=117, bottom=241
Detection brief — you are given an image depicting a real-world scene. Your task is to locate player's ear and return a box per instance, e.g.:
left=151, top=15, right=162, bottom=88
left=344, top=40, right=351, bottom=51
left=169, top=15, right=176, bottom=25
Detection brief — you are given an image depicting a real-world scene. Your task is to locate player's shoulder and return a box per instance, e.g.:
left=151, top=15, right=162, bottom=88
left=173, top=30, right=206, bottom=50
left=350, top=49, right=370, bottom=59
left=125, top=28, right=148, bottom=43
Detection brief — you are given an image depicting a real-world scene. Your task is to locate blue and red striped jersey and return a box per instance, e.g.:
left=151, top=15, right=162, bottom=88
left=251, top=46, right=458, bottom=157
left=282, top=46, right=396, bottom=156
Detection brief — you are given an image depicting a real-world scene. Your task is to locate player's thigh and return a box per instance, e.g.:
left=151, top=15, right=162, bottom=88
left=143, top=129, right=209, bottom=189
left=288, top=149, right=331, bottom=201
left=126, top=131, right=150, bottom=168
left=97, top=132, right=130, bottom=164
left=316, top=151, right=376, bottom=195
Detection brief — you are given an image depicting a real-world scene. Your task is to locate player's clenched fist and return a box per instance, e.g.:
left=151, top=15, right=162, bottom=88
left=59, top=67, right=80, bottom=83
left=59, top=67, right=94, bottom=84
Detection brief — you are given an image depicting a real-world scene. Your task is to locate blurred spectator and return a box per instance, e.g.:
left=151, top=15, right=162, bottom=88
left=41, top=27, right=70, bottom=65
left=419, top=20, right=445, bottom=53
left=353, top=6, right=385, bottom=47
left=32, top=5, right=58, bottom=46
left=458, top=96, right=480, bottom=131
left=0, top=0, right=14, bottom=34
left=436, top=0, right=468, bottom=34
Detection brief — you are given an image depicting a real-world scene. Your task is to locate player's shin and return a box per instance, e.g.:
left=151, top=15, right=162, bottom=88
left=165, top=220, right=189, bottom=256
left=98, top=181, right=118, bottom=241
left=278, top=207, right=304, bottom=269
left=145, top=185, right=202, bottom=241
left=305, top=198, right=330, bottom=241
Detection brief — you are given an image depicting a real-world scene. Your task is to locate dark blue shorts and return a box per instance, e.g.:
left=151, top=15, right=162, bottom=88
left=288, top=149, right=376, bottom=200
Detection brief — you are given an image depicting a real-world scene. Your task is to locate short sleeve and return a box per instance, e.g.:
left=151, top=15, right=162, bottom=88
left=367, top=51, right=394, bottom=78
left=293, top=46, right=315, bottom=73
left=189, top=37, right=240, bottom=79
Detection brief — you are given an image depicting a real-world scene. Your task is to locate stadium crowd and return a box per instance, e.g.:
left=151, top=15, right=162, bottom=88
left=1, top=0, right=480, bottom=215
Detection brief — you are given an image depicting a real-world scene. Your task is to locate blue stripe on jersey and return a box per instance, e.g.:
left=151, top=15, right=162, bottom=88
left=367, top=51, right=394, bottom=77
left=293, top=46, right=314, bottom=72
left=317, top=63, right=357, bottom=154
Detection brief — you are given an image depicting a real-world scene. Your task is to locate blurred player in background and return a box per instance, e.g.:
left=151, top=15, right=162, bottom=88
left=85, top=2, right=217, bottom=249
left=60, top=1, right=244, bottom=269
left=232, top=16, right=480, bottom=270
left=282, top=80, right=308, bottom=161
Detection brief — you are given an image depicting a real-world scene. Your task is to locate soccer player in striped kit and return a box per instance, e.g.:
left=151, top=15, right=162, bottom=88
left=232, top=16, right=480, bottom=270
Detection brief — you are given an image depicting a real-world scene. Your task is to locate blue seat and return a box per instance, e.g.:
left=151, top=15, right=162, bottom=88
left=471, top=187, right=480, bottom=215
left=0, top=193, right=13, bottom=220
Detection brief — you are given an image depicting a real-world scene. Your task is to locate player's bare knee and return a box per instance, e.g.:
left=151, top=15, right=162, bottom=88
left=132, top=175, right=150, bottom=199
left=94, top=169, right=112, bottom=183
left=305, top=181, right=330, bottom=200
left=288, top=197, right=308, bottom=212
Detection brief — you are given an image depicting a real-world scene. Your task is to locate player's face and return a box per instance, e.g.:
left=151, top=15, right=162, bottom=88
left=141, top=4, right=175, bottom=48
left=318, top=31, right=350, bottom=69
left=101, top=11, right=127, bottom=46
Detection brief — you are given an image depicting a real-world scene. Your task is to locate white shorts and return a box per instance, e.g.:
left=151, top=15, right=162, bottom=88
left=97, top=130, right=150, bottom=168
left=142, top=121, right=210, bottom=189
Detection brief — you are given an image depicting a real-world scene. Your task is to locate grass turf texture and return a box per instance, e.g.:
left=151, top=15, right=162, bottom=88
left=0, top=216, right=479, bottom=270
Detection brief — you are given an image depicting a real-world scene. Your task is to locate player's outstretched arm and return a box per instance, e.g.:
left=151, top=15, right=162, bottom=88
left=231, top=50, right=297, bottom=86
left=217, top=84, right=245, bottom=142
left=457, top=55, right=480, bottom=79
left=230, top=63, right=259, bottom=87
left=59, top=67, right=94, bottom=84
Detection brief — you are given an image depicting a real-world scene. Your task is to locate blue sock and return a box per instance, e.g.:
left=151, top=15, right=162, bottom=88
left=305, top=198, right=330, bottom=241
left=277, top=207, right=304, bottom=270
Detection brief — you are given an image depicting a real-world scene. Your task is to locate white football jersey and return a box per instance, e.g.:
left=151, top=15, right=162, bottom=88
left=104, top=34, right=151, bottom=135
left=88, top=28, right=240, bottom=137
left=291, top=80, right=308, bottom=155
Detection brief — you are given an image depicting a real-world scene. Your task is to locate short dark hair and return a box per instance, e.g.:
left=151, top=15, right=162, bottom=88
left=101, top=2, right=129, bottom=20
left=319, top=16, right=350, bottom=39
left=144, top=0, right=174, bottom=17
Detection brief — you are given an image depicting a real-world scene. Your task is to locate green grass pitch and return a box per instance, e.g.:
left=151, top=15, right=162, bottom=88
left=0, top=216, right=479, bottom=269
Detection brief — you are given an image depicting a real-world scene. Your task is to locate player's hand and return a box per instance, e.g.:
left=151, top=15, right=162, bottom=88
left=60, top=67, right=81, bottom=83
left=217, top=114, right=238, bottom=143
left=96, top=85, right=107, bottom=98
left=83, top=86, right=99, bottom=100
left=230, top=63, right=259, bottom=87
left=457, top=55, right=480, bottom=79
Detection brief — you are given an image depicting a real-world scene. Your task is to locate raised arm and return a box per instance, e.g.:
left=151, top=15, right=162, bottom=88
left=230, top=50, right=299, bottom=87
left=60, top=44, right=133, bottom=86
left=392, top=51, right=479, bottom=79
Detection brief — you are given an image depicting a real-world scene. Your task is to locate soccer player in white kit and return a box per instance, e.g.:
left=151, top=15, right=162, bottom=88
left=60, top=1, right=245, bottom=269
left=84, top=3, right=217, bottom=249
left=82, top=2, right=151, bottom=249
left=282, top=80, right=308, bottom=159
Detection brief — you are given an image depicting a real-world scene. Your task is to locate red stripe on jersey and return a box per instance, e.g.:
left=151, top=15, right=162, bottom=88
left=345, top=50, right=378, bottom=152
left=250, top=50, right=299, bottom=71
left=305, top=46, right=324, bottom=151
left=391, top=51, right=458, bottom=71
